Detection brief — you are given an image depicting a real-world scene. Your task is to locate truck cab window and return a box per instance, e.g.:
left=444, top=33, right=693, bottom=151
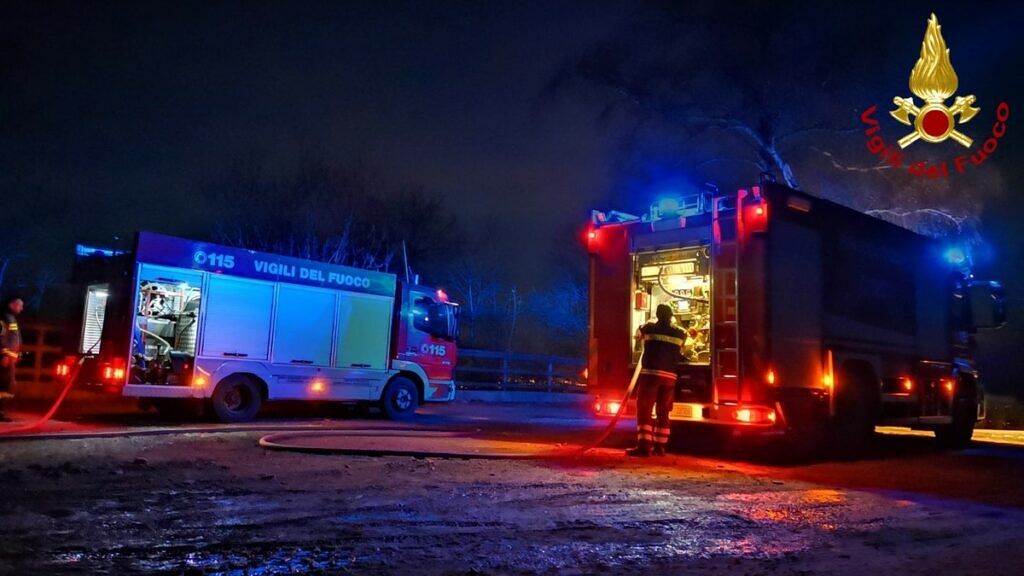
left=412, top=297, right=459, bottom=342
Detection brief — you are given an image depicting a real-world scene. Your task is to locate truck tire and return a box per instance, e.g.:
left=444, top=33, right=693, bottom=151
left=381, top=376, right=419, bottom=420
left=935, top=391, right=976, bottom=449
left=211, top=375, right=262, bottom=423
left=831, top=363, right=878, bottom=455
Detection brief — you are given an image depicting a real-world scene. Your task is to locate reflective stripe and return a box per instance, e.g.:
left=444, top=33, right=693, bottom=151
left=654, top=427, right=671, bottom=436
left=640, top=369, right=676, bottom=381
left=637, top=424, right=654, bottom=432
left=643, top=333, right=685, bottom=346
left=1, top=350, right=17, bottom=358
left=637, top=432, right=654, bottom=442
left=6, top=322, right=17, bottom=331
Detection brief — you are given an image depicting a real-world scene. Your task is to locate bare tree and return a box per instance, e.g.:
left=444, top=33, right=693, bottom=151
left=206, top=155, right=460, bottom=274
left=504, top=285, right=523, bottom=353
left=547, top=1, right=996, bottom=247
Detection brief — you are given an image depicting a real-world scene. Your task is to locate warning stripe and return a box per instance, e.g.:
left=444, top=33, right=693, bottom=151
left=643, top=333, right=685, bottom=346
left=640, top=369, right=677, bottom=381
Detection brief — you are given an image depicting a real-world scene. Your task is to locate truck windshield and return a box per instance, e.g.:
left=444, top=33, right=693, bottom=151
left=412, top=297, right=460, bottom=342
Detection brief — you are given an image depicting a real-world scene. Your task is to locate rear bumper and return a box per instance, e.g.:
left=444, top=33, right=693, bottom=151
left=668, top=402, right=778, bottom=427
left=593, top=386, right=829, bottom=431
left=123, top=384, right=204, bottom=399
left=592, top=397, right=779, bottom=428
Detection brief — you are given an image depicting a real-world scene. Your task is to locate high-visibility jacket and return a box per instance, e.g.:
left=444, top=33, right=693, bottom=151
left=638, top=320, right=686, bottom=382
left=0, top=313, right=21, bottom=361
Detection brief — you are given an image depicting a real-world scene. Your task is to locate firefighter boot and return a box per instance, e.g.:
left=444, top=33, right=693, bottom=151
left=625, top=444, right=652, bottom=458
left=652, top=445, right=667, bottom=457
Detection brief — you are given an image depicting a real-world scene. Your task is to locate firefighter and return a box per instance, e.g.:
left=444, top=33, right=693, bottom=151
left=0, top=296, right=24, bottom=421
left=627, top=303, right=686, bottom=457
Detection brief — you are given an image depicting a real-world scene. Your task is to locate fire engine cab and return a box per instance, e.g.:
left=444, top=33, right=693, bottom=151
left=587, top=178, right=1005, bottom=449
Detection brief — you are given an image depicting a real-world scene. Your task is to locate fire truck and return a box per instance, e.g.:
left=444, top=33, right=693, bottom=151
left=66, top=232, right=460, bottom=422
left=587, top=178, right=1005, bottom=448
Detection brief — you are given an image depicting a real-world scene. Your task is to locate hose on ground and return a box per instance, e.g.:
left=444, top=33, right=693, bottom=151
left=0, top=356, right=86, bottom=436
left=255, top=356, right=646, bottom=459
left=575, top=351, right=644, bottom=454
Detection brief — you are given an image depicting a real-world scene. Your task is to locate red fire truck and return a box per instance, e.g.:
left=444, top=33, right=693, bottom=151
left=587, top=178, right=1005, bottom=448
left=66, top=232, right=460, bottom=422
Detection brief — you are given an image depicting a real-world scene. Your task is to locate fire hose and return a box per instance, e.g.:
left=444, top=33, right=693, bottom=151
left=575, top=350, right=644, bottom=454
left=0, top=356, right=87, bottom=436
left=3, top=350, right=647, bottom=458
left=257, top=351, right=646, bottom=459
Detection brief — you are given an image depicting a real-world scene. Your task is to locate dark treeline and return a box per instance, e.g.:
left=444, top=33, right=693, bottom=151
left=204, top=154, right=588, bottom=357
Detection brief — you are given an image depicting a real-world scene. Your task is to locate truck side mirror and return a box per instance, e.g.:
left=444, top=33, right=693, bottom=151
left=968, top=280, right=1006, bottom=330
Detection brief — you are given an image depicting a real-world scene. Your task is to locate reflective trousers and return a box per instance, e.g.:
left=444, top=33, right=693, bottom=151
left=636, top=373, right=674, bottom=447
left=0, top=362, right=13, bottom=415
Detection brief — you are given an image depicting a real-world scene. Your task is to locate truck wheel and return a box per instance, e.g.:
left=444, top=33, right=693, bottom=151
left=935, top=393, right=976, bottom=449
left=381, top=377, right=419, bottom=420
left=831, top=364, right=878, bottom=455
left=211, top=375, right=262, bottom=423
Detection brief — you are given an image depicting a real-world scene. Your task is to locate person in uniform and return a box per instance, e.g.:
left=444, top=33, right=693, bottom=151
left=0, top=296, right=24, bottom=422
left=627, top=303, right=687, bottom=457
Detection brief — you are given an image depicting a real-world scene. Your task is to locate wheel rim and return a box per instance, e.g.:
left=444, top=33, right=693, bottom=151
left=223, top=384, right=247, bottom=412
left=394, top=388, right=413, bottom=411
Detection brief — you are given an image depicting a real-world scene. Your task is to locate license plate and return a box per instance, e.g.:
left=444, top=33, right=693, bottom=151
left=670, top=404, right=693, bottom=419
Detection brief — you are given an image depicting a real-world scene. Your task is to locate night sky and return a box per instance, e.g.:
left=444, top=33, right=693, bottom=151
left=1, top=1, right=634, bottom=281
left=2, top=1, right=1023, bottom=383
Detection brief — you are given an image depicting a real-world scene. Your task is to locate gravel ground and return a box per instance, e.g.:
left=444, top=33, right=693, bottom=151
left=2, top=404, right=1024, bottom=575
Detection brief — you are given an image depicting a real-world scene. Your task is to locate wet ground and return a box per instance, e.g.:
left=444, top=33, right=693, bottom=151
left=2, top=403, right=1024, bottom=575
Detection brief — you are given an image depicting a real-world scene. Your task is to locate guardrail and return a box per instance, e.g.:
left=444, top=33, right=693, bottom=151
left=12, top=322, right=69, bottom=400
left=7, top=321, right=587, bottom=397
left=456, top=349, right=586, bottom=392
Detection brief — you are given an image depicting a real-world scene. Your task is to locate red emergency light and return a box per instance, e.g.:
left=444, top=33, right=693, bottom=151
left=740, top=187, right=769, bottom=234
left=733, top=406, right=776, bottom=425
left=101, top=358, right=126, bottom=382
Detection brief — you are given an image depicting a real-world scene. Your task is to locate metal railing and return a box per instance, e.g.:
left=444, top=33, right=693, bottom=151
left=12, top=322, right=68, bottom=400
left=7, top=321, right=588, bottom=397
left=456, top=349, right=586, bottom=392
